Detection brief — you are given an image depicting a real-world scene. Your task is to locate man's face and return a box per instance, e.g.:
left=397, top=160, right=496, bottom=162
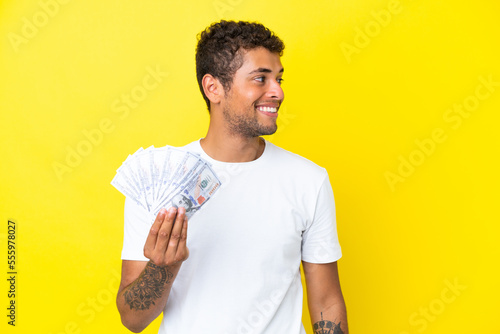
left=220, top=47, right=284, bottom=138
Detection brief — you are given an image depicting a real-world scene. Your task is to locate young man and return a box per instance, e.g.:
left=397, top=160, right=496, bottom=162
left=116, top=20, right=348, bottom=334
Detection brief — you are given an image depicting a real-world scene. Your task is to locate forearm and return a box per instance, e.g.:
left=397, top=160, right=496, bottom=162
left=309, top=301, right=348, bottom=334
left=116, top=261, right=181, bottom=333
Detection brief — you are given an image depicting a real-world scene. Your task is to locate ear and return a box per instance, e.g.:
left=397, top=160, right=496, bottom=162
left=202, top=74, right=223, bottom=106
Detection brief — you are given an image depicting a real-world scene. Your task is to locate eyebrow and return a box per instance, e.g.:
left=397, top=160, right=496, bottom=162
left=248, top=67, right=284, bottom=75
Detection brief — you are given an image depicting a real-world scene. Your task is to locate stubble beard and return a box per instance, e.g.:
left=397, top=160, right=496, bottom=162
left=222, top=104, right=278, bottom=138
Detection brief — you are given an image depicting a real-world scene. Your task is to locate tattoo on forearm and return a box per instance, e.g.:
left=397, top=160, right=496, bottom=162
left=313, top=312, right=344, bottom=334
left=124, top=262, right=173, bottom=310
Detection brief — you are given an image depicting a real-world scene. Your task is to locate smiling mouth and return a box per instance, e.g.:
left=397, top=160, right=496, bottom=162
left=256, top=106, right=278, bottom=113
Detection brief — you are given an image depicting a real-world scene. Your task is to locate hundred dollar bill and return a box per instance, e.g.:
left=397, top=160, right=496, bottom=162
left=111, top=146, right=222, bottom=221
left=152, top=163, right=221, bottom=218
left=155, top=149, right=200, bottom=204
left=111, top=147, right=146, bottom=206
left=152, top=160, right=206, bottom=214
left=134, top=146, right=155, bottom=211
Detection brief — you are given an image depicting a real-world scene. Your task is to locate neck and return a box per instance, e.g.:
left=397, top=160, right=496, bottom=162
left=200, top=124, right=265, bottom=163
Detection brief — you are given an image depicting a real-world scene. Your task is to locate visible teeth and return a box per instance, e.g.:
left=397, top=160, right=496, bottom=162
left=257, top=106, right=277, bottom=113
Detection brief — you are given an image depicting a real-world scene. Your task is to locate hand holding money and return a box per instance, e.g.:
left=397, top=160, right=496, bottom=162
left=144, top=207, right=189, bottom=266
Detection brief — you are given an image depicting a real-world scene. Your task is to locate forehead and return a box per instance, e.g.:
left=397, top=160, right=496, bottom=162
left=237, top=47, right=283, bottom=74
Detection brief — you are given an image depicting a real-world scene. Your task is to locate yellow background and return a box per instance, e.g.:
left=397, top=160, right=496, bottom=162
left=1, top=0, right=499, bottom=333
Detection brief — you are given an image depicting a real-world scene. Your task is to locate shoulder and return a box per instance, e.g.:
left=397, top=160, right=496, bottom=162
left=265, top=141, right=328, bottom=181
left=179, top=139, right=201, bottom=151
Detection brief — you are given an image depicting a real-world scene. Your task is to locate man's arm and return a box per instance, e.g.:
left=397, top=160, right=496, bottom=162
left=116, top=207, right=189, bottom=333
left=302, top=261, right=348, bottom=334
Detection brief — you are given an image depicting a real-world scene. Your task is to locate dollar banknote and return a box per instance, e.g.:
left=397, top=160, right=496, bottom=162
left=111, top=146, right=221, bottom=221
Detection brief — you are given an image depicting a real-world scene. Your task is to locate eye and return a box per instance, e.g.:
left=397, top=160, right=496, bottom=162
left=254, top=76, right=265, bottom=83
left=277, top=78, right=284, bottom=85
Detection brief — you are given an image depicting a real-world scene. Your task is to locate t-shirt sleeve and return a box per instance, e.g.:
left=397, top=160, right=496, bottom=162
left=121, top=197, right=153, bottom=261
left=301, top=172, right=342, bottom=263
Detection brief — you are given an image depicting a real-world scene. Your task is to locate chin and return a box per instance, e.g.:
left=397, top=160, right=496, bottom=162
left=258, top=125, right=278, bottom=136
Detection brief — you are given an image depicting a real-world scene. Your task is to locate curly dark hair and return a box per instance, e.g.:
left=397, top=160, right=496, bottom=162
left=195, top=20, right=285, bottom=111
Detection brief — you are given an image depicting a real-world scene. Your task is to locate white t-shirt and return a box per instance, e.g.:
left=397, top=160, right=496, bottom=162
left=121, top=139, right=342, bottom=334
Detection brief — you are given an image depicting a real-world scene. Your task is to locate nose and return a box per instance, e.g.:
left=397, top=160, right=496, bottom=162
left=266, top=79, right=284, bottom=101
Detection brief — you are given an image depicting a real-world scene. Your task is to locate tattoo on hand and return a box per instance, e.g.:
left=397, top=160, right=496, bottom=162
left=124, top=262, right=173, bottom=310
left=313, top=312, right=344, bottom=334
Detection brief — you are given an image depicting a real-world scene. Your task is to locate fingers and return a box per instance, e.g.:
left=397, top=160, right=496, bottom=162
left=177, top=217, right=189, bottom=261
left=164, top=207, right=187, bottom=262
left=144, top=208, right=167, bottom=258
left=144, top=207, right=189, bottom=266
left=154, top=207, right=177, bottom=255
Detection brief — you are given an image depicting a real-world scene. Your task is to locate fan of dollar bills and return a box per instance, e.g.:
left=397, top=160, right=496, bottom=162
left=111, top=146, right=221, bottom=221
